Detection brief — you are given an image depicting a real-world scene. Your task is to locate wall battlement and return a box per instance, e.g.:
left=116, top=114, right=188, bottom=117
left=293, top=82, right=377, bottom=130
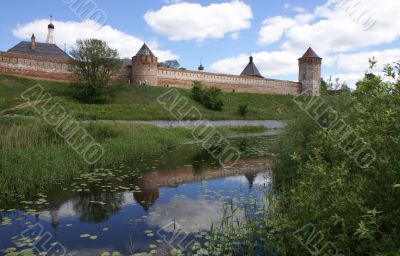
left=157, top=67, right=301, bottom=95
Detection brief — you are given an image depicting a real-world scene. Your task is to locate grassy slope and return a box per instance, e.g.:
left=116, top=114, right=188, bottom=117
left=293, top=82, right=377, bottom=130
left=0, top=73, right=300, bottom=121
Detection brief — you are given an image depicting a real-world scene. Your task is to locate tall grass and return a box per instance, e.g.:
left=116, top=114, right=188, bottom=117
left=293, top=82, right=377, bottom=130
left=0, top=119, right=193, bottom=204
left=0, top=118, right=259, bottom=205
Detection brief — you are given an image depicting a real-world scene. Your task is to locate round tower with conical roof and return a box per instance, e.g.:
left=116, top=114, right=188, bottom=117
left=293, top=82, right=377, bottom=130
left=131, top=43, right=158, bottom=86
left=298, top=47, right=322, bottom=96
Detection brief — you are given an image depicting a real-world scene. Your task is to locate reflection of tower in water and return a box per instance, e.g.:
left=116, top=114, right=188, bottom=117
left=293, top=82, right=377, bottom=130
left=132, top=158, right=271, bottom=211
left=245, top=173, right=257, bottom=190
left=134, top=190, right=160, bottom=212
left=50, top=209, right=59, bottom=229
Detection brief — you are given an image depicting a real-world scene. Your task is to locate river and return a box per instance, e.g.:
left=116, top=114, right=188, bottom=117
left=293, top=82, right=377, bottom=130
left=0, top=136, right=275, bottom=255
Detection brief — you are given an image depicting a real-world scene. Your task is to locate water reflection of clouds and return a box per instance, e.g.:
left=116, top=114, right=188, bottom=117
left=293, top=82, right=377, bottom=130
left=66, top=247, right=117, bottom=256
left=224, top=173, right=272, bottom=186
left=146, top=197, right=242, bottom=233
left=40, top=201, right=77, bottom=220
left=122, top=193, right=135, bottom=207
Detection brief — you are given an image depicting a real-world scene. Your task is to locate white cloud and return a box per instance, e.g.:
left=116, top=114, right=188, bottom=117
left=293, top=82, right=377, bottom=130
left=259, top=0, right=400, bottom=54
left=144, top=1, right=252, bottom=41
left=326, top=48, right=400, bottom=88
left=323, top=73, right=363, bottom=89
left=211, top=0, right=400, bottom=88
left=334, top=49, right=400, bottom=73
left=210, top=50, right=301, bottom=77
left=258, top=14, right=313, bottom=45
left=230, top=32, right=240, bottom=40
left=283, top=3, right=307, bottom=13
left=12, top=19, right=178, bottom=61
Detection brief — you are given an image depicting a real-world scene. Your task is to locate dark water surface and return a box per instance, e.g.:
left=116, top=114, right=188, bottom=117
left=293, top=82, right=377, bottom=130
left=0, top=137, right=274, bottom=255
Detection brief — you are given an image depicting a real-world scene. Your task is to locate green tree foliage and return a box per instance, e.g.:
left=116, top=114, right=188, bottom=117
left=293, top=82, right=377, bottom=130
left=269, top=60, right=400, bottom=255
left=320, top=78, right=328, bottom=95
left=238, top=104, right=249, bottom=116
left=70, top=39, right=122, bottom=104
left=191, top=81, right=224, bottom=111
left=158, top=60, right=180, bottom=69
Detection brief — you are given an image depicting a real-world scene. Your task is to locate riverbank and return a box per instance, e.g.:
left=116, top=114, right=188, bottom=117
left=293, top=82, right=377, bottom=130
left=0, top=117, right=270, bottom=205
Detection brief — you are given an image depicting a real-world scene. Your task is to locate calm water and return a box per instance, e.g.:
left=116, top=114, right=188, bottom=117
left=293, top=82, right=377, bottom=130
left=0, top=137, right=274, bottom=255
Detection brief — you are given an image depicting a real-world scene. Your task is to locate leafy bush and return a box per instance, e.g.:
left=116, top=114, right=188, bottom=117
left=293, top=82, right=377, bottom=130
left=191, top=81, right=224, bottom=111
left=238, top=104, right=248, bottom=116
left=191, top=81, right=203, bottom=102
left=198, top=60, right=400, bottom=255
left=71, top=82, right=116, bottom=104
left=269, top=70, right=400, bottom=254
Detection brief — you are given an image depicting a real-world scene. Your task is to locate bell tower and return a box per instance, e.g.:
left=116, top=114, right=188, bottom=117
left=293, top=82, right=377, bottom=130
left=299, top=47, right=322, bottom=96
left=46, top=15, right=56, bottom=44
left=131, top=43, right=158, bottom=86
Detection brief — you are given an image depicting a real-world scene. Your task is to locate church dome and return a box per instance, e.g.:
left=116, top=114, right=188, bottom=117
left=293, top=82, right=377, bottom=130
left=198, top=64, right=204, bottom=71
left=48, top=23, right=54, bottom=29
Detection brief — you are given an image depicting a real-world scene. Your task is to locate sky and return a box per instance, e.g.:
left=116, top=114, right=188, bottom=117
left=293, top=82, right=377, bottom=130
left=1, top=0, right=400, bottom=88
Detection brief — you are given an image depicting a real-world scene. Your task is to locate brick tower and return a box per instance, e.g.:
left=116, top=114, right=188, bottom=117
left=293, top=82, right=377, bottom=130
left=131, top=43, right=158, bottom=86
left=298, top=47, right=322, bottom=96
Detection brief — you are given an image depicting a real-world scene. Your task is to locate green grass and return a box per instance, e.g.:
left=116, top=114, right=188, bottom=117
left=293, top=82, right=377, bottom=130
left=0, top=119, right=191, bottom=203
left=0, top=73, right=300, bottom=121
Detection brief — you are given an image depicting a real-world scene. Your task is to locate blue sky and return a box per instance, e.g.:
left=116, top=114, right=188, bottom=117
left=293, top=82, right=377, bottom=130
left=1, top=0, right=400, bottom=87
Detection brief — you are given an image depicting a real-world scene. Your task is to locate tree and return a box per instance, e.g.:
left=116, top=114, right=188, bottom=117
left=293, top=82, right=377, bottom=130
left=320, top=78, right=328, bottom=95
left=70, top=39, right=122, bottom=104
left=158, top=60, right=180, bottom=69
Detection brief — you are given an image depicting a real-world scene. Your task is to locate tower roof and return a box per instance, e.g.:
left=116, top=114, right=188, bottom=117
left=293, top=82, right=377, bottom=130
left=198, top=60, right=204, bottom=71
left=240, top=56, right=263, bottom=78
left=135, top=43, right=155, bottom=57
left=7, top=42, right=70, bottom=61
left=48, top=15, right=54, bottom=29
left=301, top=47, right=321, bottom=58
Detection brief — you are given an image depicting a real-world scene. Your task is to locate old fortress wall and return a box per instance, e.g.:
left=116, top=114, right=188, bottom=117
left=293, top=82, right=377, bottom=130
left=132, top=44, right=322, bottom=96
left=0, top=51, right=71, bottom=81
left=0, top=52, right=301, bottom=95
left=0, top=21, right=322, bottom=96
left=0, top=42, right=321, bottom=96
left=157, top=67, right=301, bottom=95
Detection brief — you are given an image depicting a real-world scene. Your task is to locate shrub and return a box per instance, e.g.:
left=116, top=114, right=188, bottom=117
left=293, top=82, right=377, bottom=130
left=191, top=81, right=203, bottom=102
left=269, top=73, right=400, bottom=254
left=191, top=81, right=224, bottom=111
left=71, top=82, right=116, bottom=104
left=238, top=104, right=248, bottom=116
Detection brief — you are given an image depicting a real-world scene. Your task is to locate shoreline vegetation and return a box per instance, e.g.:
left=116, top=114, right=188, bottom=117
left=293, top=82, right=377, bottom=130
left=197, top=73, right=400, bottom=255
left=0, top=116, right=267, bottom=204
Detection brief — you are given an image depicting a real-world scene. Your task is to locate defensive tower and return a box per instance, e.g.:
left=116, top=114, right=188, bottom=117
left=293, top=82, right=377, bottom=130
left=298, top=47, right=322, bottom=96
left=131, top=43, right=158, bottom=86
